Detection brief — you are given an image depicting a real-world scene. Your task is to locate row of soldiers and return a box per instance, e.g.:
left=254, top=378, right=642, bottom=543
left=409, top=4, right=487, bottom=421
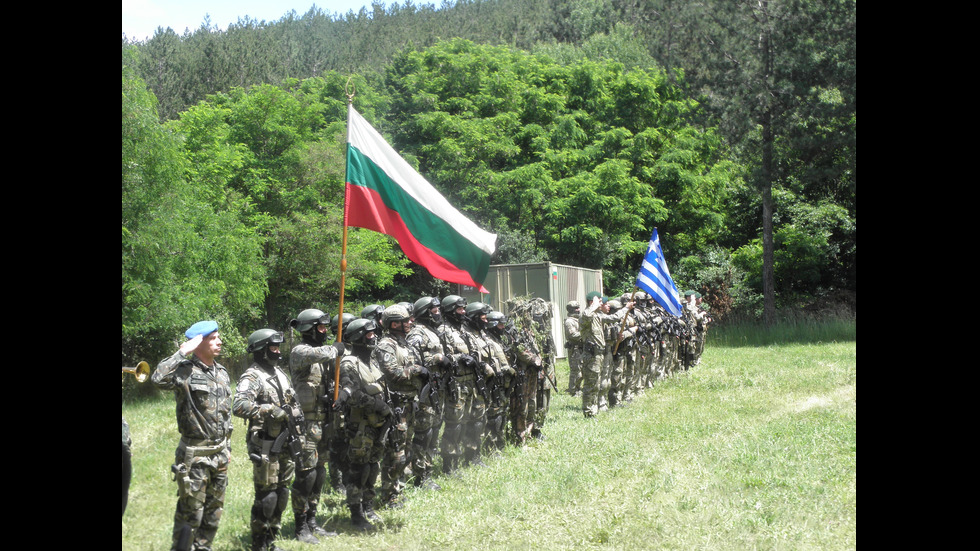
left=148, top=293, right=561, bottom=551
left=565, top=290, right=711, bottom=418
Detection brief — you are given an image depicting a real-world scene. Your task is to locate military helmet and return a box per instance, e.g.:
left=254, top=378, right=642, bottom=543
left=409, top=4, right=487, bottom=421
left=345, top=318, right=378, bottom=346
left=486, top=310, right=507, bottom=325
left=381, top=304, right=412, bottom=329
left=396, top=301, right=414, bottom=313
left=290, top=308, right=330, bottom=333
left=330, top=313, right=357, bottom=335
left=361, top=304, right=385, bottom=321
left=413, top=296, right=439, bottom=318
left=246, top=328, right=284, bottom=353
left=607, top=299, right=622, bottom=311
left=566, top=300, right=581, bottom=313
left=440, top=295, right=466, bottom=313
left=465, top=301, right=490, bottom=319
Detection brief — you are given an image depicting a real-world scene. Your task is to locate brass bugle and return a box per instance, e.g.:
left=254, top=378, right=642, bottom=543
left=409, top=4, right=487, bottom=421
left=122, top=361, right=150, bottom=383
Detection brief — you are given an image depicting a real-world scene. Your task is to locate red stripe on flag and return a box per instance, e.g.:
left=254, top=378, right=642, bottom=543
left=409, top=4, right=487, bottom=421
left=345, top=183, right=489, bottom=292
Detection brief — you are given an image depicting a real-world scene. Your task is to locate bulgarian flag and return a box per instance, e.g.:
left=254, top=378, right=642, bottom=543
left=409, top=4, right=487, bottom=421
left=345, top=104, right=497, bottom=293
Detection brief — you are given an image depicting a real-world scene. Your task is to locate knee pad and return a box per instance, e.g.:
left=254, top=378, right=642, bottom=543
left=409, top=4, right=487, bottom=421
left=259, top=490, right=278, bottom=520
left=293, top=468, right=316, bottom=498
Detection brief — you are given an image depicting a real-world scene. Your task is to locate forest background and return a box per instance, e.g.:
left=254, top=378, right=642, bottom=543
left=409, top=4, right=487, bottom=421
left=121, top=0, right=856, bottom=371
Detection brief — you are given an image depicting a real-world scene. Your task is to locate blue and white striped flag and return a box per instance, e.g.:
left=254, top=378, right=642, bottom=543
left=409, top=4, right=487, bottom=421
left=636, top=229, right=683, bottom=317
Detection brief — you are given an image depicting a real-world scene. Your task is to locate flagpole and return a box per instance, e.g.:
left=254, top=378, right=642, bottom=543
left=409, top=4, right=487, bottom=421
left=333, top=81, right=356, bottom=401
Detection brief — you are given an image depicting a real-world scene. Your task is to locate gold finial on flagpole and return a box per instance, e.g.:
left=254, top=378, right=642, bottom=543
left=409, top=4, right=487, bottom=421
left=345, top=76, right=356, bottom=104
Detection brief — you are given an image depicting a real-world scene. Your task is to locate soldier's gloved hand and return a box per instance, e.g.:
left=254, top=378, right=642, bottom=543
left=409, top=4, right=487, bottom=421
left=505, top=366, right=517, bottom=377
left=263, top=405, right=287, bottom=422
left=436, top=354, right=452, bottom=370
left=331, top=341, right=346, bottom=355
left=482, top=362, right=495, bottom=378
left=373, top=394, right=392, bottom=417
left=414, top=366, right=430, bottom=380
left=458, top=354, right=478, bottom=371
left=332, top=388, right=350, bottom=412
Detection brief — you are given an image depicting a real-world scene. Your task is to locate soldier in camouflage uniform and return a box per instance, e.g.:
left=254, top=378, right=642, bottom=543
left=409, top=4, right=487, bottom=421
left=505, top=303, right=544, bottom=444
left=435, top=295, right=490, bottom=473
left=406, top=297, right=446, bottom=489
left=579, top=294, right=632, bottom=418
left=564, top=301, right=584, bottom=396
left=484, top=310, right=517, bottom=452
left=151, top=321, right=233, bottom=551
left=375, top=304, right=429, bottom=509
left=233, top=329, right=313, bottom=551
left=527, top=299, right=557, bottom=440
left=457, top=301, right=497, bottom=466
left=286, top=309, right=347, bottom=543
left=332, top=318, right=392, bottom=531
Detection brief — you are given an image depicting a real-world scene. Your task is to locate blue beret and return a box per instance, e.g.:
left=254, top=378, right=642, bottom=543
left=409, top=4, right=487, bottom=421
left=185, top=320, right=219, bottom=340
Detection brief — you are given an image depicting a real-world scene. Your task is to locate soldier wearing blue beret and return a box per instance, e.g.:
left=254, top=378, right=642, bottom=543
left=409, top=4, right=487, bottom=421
left=152, top=321, right=233, bottom=551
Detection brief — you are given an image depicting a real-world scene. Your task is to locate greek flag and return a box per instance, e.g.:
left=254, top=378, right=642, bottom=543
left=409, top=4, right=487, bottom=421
left=636, top=229, right=683, bottom=317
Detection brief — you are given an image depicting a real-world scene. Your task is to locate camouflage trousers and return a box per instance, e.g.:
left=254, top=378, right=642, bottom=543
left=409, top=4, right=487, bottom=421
left=509, top=367, right=538, bottom=444
left=380, top=396, right=417, bottom=504
left=580, top=348, right=604, bottom=417
left=567, top=346, right=584, bottom=394
left=636, top=347, right=655, bottom=391
left=441, top=376, right=486, bottom=463
left=247, top=435, right=296, bottom=537
left=170, top=441, right=230, bottom=551
left=412, top=397, right=442, bottom=482
left=343, top=420, right=386, bottom=508
left=617, top=348, right=637, bottom=401
left=598, top=347, right=613, bottom=411
left=609, top=349, right=629, bottom=404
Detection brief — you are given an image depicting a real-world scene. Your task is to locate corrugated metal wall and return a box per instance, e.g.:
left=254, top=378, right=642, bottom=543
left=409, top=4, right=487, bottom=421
left=459, top=262, right=604, bottom=358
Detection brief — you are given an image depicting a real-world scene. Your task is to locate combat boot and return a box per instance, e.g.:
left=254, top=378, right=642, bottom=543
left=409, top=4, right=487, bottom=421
left=307, top=513, right=337, bottom=538
left=293, top=511, right=320, bottom=544
left=466, top=449, right=488, bottom=468
left=363, top=501, right=382, bottom=523
left=415, top=471, right=441, bottom=491
left=266, top=529, right=286, bottom=551
left=348, top=504, right=376, bottom=532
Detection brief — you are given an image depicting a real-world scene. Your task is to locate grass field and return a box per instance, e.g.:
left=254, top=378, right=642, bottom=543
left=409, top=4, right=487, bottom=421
left=122, top=338, right=856, bottom=550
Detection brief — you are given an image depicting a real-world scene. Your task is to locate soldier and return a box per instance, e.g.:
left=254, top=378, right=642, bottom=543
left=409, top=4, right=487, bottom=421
left=332, top=318, right=393, bottom=531
left=564, top=301, right=584, bottom=397
left=437, top=295, right=487, bottom=473
left=151, top=320, right=233, bottom=551
left=406, top=296, right=446, bottom=490
left=457, top=301, right=496, bottom=466
left=482, top=310, right=517, bottom=452
left=612, top=294, right=638, bottom=405
left=325, top=312, right=356, bottom=497
left=579, top=294, right=633, bottom=418
left=233, top=329, right=309, bottom=551
left=505, top=304, right=544, bottom=445
left=287, top=309, right=347, bottom=544
left=631, top=292, right=658, bottom=393
left=375, top=304, right=429, bottom=509
left=527, top=299, right=557, bottom=440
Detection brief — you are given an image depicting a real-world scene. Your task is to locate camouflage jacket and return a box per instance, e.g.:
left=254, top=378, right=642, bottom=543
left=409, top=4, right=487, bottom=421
left=233, top=363, right=294, bottom=439
left=151, top=351, right=233, bottom=444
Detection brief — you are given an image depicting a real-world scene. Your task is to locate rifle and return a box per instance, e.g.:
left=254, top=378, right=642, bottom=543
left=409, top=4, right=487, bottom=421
left=436, top=328, right=460, bottom=404
left=457, top=326, right=493, bottom=403
left=268, top=380, right=306, bottom=464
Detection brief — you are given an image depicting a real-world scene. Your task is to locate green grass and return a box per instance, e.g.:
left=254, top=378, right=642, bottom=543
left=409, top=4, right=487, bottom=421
left=123, top=339, right=856, bottom=550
